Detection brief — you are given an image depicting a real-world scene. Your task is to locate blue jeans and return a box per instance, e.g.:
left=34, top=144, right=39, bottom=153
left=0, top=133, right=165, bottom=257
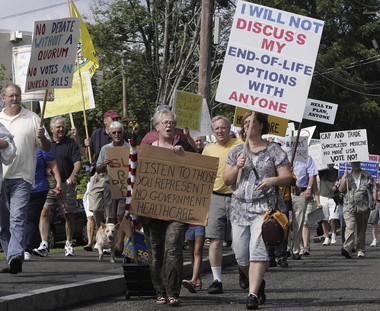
left=0, top=179, right=32, bottom=262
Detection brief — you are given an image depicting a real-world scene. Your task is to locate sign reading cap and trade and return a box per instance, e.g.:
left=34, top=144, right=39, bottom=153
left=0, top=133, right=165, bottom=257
left=320, top=129, right=369, bottom=164
left=105, top=146, right=131, bottom=199
left=174, top=91, right=203, bottom=131
left=303, top=98, right=338, bottom=125
left=233, top=107, right=288, bottom=137
left=25, top=18, right=80, bottom=92
left=215, top=1, right=324, bottom=122
left=130, top=145, right=219, bottom=226
left=338, top=154, right=379, bottom=178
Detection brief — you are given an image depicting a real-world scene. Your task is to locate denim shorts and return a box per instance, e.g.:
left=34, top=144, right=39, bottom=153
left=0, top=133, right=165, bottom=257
left=185, top=225, right=205, bottom=241
left=231, top=214, right=268, bottom=265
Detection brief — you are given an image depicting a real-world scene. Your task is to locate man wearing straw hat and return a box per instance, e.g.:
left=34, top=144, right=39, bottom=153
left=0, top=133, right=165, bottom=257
left=0, top=83, right=50, bottom=274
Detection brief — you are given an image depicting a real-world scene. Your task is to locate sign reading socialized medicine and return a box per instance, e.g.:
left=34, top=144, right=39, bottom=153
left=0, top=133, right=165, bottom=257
left=320, top=129, right=369, bottom=164
left=25, top=18, right=80, bottom=92
left=130, top=145, right=219, bottom=226
left=215, top=1, right=324, bottom=122
left=303, top=98, right=338, bottom=125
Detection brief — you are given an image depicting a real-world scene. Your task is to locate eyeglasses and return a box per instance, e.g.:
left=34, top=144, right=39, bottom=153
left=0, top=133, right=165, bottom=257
left=111, top=131, right=122, bottom=135
left=213, top=126, right=228, bottom=131
left=161, top=120, right=176, bottom=126
left=5, top=94, right=21, bottom=99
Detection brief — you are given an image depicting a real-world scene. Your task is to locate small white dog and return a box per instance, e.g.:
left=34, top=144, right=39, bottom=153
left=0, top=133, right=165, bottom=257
left=96, top=222, right=120, bottom=263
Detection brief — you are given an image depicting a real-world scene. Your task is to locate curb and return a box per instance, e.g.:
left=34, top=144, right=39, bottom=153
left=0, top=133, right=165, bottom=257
left=0, top=252, right=236, bottom=311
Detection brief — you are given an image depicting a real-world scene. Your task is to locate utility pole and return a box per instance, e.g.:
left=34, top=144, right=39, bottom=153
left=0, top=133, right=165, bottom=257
left=198, top=0, right=213, bottom=114
left=121, top=56, right=127, bottom=118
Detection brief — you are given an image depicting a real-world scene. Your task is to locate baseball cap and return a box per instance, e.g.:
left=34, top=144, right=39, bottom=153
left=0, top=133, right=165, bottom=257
left=103, top=110, right=121, bottom=119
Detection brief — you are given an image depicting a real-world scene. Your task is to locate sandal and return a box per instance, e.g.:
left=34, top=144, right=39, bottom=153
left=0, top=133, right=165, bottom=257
left=182, top=279, right=196, bottom=293
left=195, top=283, right=202, bottom=291
left=156, top=296, right=167, bottom=305
left=167, top=296, right=180, bottom=307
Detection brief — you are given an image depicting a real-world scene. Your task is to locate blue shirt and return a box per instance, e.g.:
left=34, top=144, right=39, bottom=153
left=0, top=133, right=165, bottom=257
left=293, top=156, right=318, bottom=188
left=31, top=148, right=55, bottom=193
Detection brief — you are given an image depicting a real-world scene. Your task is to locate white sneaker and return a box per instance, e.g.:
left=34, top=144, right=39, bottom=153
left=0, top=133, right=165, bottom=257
left=357, top=250, right=365, bottom=258
left=370, top=239, right=377, bottom=247
left=65, top=241, right=74, bottom=257
left=32, top=242, right=49, bottom=257
left=331, top=234, right=337, bottom=244
left=24, top=251, right=32, bottom=261
left=322, top=237, right=331, bottom=246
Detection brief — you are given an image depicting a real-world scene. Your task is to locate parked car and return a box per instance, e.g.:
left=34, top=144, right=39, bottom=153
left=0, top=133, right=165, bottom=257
left=48, top=196, right=88, bottom=248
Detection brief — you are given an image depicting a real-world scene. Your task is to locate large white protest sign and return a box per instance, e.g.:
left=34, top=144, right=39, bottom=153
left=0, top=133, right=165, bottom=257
left=215, top=1, right=324, bottom=122
left=320, top=129, right=368, bottom=164
left=303, top=98, right=338, bottom=124
left=295, top=125, right=316, bottom=146
left=282, top=136, right=308, bottom=162
left=25, top=18, right=80, bottom=92
left=12, top=46, right=46, bottom=101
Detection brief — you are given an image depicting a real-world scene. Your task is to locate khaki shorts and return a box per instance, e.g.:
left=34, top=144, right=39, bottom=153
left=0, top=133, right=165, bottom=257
left=45, top=182, right=77, bottom=214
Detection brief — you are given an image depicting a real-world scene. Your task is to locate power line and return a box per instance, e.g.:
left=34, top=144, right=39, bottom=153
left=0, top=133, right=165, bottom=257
left=0, top=1, right=80, bottom=21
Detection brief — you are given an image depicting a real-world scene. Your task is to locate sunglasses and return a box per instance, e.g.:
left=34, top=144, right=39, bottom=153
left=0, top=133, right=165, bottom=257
left=111, top=131, right=122, bottom=135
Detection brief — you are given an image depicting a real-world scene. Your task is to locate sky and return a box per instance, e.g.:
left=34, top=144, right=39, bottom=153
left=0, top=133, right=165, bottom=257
left=0, top=0, right=97, bottom=32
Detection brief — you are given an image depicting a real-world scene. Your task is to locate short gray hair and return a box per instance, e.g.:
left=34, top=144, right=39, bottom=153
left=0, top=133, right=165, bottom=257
left=211, top=115, right=231, bottom=131
left=50, top=116, right=66, bottom=128
left=109, top=121, right=124, bottom=132
left=2, top=83, right=21, bottom=97
left=152, top=108, right=176, bottom=126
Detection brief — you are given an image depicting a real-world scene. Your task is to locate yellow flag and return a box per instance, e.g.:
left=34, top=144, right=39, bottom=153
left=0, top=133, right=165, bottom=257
left=71, top=1, right=99, bottom=66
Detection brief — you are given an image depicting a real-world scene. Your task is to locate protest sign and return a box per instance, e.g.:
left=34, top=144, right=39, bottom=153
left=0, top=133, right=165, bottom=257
left=215, top=1, right=324, bottom=122
left=320, top=129, right=368, bottom=164
left=174, top=91, right=203, bottom=131
left=105, top=146, right=130, bottom=199
left=233, top=107, right=288, bottom=136
left=130, top=144, right=219, bottom=226
left=308, top=140, right=328, bottom=171
left=42, top=71, right=95, bottom=117
left=338, top=154, right=379, bottom=178
left=189, top=98, right=213, bottom=137
left=12, top=46, right=47, bottom=101
left=295, top=125, right=316, bottom=146
left=25, top=17, right=80, bottom=92
left=303, top=98, right=338, bottom=125
left=282, top=136, right=308, bottom=162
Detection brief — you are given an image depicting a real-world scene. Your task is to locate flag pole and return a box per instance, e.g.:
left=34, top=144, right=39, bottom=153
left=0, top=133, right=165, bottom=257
left=68, top=0, right=92, bottom=161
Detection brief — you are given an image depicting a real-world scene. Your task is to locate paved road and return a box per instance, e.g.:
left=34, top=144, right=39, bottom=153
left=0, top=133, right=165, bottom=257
left=62, top=231, right=380, bottom=311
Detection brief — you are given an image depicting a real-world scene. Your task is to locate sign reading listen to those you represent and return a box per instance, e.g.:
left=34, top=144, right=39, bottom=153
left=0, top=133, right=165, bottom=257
left=130, top=145, right=219, bottom=226
left=216, top=1, right=324, bottom=122
left=25, top=18, right=80, bottom=92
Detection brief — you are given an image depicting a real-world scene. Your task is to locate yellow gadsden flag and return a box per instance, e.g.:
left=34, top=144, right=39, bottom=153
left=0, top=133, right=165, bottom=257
left=71, top=1, right=99, bottom=67
left=45, top=1, right=99, bottom=117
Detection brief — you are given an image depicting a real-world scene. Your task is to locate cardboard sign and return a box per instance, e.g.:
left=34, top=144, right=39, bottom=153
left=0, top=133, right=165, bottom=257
left=303, top=98, right=338, bottom=125
left=174, top=91, right=203, bottom=131
left=282, top=136, right=308, bottom=162
left=320, top=129, right=369, bottom=164
left=233, top=107, right=288, bottom=136
left=338, top=154, right=379, bottom=178
left=25, top=18, right=80, bottom=92
left=130, top=144, right=219, bottom=225
left=215, top=1, right=324, bottom=122
left=105, top=146, right=130, bottom=199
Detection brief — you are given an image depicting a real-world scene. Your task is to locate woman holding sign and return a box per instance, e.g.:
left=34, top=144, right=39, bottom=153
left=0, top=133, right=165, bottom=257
left=143, top=108, right=194, bottom=307
left=223, top=111, right=292, bottom=310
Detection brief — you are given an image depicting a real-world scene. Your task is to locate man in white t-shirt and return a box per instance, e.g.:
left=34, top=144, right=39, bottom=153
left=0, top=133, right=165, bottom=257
left=0, top=83, right=50, bottom=274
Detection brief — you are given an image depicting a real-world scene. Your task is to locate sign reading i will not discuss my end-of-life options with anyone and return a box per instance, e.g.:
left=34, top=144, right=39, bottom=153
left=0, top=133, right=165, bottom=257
left=25, top=18, right=80, bottom=92
left=130, top=144, right=219, bottom=226
left=303, top=98, right=338, bottom=125
left=215, top=1, right=324, bottom=122
left=320, top=129, right=369, bottom=164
